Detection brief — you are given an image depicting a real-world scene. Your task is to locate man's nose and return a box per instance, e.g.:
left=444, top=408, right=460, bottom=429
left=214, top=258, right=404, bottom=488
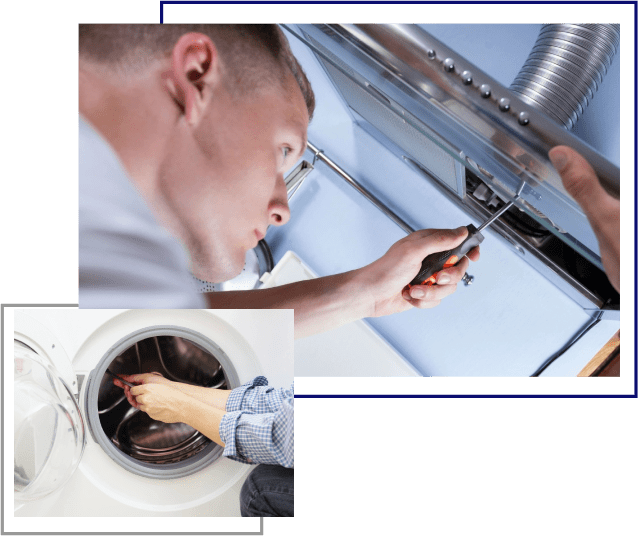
left=269, top=200, right=290, bottom=226
left=268, top=175, right=291, bottom=226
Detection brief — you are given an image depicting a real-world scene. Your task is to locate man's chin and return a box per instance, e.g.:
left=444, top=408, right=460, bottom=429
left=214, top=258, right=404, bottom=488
left=190, top=253, right=245, bottom=283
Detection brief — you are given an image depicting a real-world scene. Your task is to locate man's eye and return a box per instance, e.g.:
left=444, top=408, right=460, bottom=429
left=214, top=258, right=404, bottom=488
left=282, top=147, right=290, bottom=159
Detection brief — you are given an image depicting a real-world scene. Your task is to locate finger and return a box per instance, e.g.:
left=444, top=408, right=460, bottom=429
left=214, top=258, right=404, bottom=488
left=435, top=256, right=470, bottom=285
left=124, top=373, right=158, bottom=384
left=549, top=146, right=614, bottom=216
left=401, top=293, right=442, bottom=309
left=124, top=386, right=138, bottom=407
left=119, top=374, right=142, bottom=384
left=466, top=245, right=480, bottom=262
left=411, top=226, right=469, bottom=260
left=130, top=385, right=145, bottom=396
left=403, top=281, right=458, bottom=302
left=405, top=228, right=444, bottom=241
left=112, top=378, right=124, bottom=389
left=411, top=298, right=441, bottom=309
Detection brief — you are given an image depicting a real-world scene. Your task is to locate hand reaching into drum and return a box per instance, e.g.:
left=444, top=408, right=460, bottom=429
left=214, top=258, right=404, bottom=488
left=112, top=372, right=227, bottom=445
left=128, top=383, right=194, bottom=423
left=112, top=371, right=174, bottom=409
left=112, top=372, right=189, bottom=422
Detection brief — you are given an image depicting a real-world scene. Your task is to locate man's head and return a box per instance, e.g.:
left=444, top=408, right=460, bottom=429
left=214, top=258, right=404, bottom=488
left=79, top=25, right=314, bottom=281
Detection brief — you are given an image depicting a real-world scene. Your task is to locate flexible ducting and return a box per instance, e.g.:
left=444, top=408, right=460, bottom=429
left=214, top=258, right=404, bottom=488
left=510, top=24, right=620, bottom=129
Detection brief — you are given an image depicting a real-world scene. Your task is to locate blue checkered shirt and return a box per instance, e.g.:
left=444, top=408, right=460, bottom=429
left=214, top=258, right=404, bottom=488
left=219, top=376, right=294, bottom=468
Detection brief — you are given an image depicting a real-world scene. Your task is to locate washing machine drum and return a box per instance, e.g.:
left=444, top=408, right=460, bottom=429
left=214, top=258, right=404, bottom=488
left=85, top=328, right=239, bottom=479
left=98, top=336, right=226, bottom=463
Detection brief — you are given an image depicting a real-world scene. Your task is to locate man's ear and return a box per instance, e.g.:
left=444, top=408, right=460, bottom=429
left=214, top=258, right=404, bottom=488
left=163, top=32, right=219, bottom=125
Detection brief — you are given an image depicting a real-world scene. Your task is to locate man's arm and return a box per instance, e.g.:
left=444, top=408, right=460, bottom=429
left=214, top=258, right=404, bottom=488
left=126, top=379, right=294, bottom=467
left=206, top=269, right=369, bottom=339
left=206, top=227, right=479, bottom=339
left=219, top=396, right=294, bottom=468
left=224, top=377, right=292, bottom=415
left=115, top=373, right=231, bottom=411
left=130, top=383, right=227, bottom=446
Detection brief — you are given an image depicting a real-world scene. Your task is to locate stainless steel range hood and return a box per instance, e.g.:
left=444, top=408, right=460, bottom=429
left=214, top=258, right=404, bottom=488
left=284, top=24, right=620, bottom=315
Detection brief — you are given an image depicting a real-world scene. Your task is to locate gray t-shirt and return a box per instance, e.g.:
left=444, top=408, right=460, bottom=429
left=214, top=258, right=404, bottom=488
left=79, top=116, right=206, bottom=308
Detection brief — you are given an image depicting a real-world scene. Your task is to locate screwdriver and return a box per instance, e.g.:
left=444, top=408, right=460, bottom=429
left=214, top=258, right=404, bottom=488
left=105, top=369, right=136, bottom=388
left=409, top=184, right=525, bottom=287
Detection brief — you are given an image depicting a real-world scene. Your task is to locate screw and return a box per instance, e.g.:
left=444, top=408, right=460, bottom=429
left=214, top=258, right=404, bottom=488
left=443, top=58, right=455, bottom=72
left=498, top=97, right=510, bottom=112
left=479, top=84, right=492, bottom=98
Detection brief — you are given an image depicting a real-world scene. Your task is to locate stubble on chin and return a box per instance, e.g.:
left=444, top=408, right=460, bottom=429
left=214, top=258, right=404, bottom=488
left=188, top=241, right=245, bottom=283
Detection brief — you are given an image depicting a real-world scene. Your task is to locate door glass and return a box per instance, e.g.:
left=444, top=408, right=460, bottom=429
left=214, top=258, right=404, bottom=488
left=14, top=341, right=85, bottom=501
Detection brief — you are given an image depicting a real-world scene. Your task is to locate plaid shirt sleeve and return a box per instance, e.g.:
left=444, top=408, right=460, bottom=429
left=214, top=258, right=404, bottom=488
left=219, top=377, right=294, bottom=468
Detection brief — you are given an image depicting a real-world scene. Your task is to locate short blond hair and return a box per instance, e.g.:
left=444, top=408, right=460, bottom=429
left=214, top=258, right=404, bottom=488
left=79, top=24, right=315, bottom=119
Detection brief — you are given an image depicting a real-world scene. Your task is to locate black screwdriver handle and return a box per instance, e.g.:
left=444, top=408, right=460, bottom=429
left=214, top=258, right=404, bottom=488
left=409, top=224, right=484, bottom=286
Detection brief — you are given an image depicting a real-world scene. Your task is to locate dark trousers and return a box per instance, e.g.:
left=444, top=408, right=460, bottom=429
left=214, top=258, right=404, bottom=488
left=240, top=465, right=294, bottom=517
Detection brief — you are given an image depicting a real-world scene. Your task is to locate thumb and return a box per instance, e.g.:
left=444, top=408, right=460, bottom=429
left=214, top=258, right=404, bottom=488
left=549, top=146, right=612, bottom=215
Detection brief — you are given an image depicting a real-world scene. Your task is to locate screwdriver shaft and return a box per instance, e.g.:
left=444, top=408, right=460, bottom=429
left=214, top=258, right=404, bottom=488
left=475, top=199, right=514, bottom=233
left=475, top=181, right=526, bottom=233
left=106, top=369, right=136, bottom=388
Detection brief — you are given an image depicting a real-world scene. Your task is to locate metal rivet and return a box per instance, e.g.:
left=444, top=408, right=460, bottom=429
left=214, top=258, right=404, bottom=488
left=518, top=111, right=530, bottom=126
left=427, top=49, right=436, bottom=60
left=479, top=84, right=491, bottom=98
left=498, top=97, right=510, bottom=112
left=443, top=58, right=455, bottom=72
left=461, top=70, right=473, bottom=85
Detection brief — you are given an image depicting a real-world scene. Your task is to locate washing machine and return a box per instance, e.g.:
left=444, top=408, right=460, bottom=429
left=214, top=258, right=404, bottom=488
left=11, top=308, right=293, bottom=519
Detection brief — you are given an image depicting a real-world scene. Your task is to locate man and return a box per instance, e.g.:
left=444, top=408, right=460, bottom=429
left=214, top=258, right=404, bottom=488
left=79, top=24, right=478, bottom=337
left=112, top=372, right=293, bottom=517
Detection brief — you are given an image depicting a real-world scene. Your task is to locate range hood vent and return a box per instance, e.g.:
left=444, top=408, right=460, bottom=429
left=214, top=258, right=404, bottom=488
left=290, top=24, right=620, bottom=270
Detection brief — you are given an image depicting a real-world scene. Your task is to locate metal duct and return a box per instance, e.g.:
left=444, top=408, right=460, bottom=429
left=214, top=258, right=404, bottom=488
left=510, top=24, right=620, bottom=129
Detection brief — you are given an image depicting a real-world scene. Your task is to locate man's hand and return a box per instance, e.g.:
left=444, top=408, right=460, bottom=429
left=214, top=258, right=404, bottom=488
left=355, top=226, right=480, bottom=317
left=113, top=372, right=227, bottom=445
left=129, top=383, right=193, bottom=424
left=204, top=227, right=479, bottom=338
left=112, top=372, right=174, bottom=409
left=549, top=146, right=620, bottom=292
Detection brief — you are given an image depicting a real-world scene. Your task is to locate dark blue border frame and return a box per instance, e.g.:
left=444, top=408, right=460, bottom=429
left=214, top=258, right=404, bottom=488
left=160, top=0, right=638, bottom=398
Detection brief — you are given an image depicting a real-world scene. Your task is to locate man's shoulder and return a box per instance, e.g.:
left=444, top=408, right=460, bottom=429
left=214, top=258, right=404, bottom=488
left=79, top=116, right=155, bottom=223
left=78, top=116, right=206, bottom=309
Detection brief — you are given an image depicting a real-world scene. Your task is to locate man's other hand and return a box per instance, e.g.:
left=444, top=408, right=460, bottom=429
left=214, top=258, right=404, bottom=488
left=130, top=383, right=193, bottom=424
left=549, top=146, right=620, bottom=292
left=356, top=226, right=480, bottom=317
left=112, top=372, right=174, bottom=409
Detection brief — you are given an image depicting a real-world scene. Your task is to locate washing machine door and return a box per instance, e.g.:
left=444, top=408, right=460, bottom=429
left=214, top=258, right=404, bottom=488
left=14, top=339, right=85, bottom=502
